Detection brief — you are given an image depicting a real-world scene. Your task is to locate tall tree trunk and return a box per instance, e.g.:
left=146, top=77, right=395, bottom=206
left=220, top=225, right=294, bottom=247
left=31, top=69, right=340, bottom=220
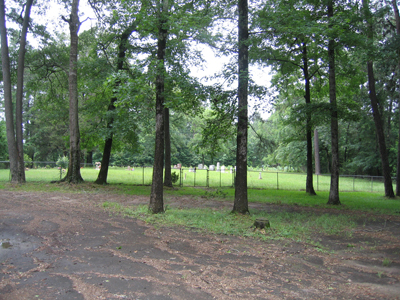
left=314, top=129, right=321, bottom=175
left=164, top=107, right=173, bottom=187
left=391, top=0, right=400, bottom=196
left=327, top=0, right=340, bottom=205
left=233, top=0, right=249, bottom=214
left=363, top=0, right=394, bottom=198
left=95, top=22, right=137, bottom=185
left=14, top=0, right=33, bottom=183
left=302, top=43, right=316, bottom=195
left=0, top=0, right=19, bottom=182
left=62, top=0, right=83, bottom=183
left=150, top=0, right=168, bottom=214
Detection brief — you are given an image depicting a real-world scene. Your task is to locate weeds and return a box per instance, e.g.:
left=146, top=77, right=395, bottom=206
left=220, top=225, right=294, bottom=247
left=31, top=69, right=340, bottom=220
left=382, top=258, right=392, bottom=267
left=101, top=202, right=357, bottom=245
left=203, top=188, right=228, bottom=199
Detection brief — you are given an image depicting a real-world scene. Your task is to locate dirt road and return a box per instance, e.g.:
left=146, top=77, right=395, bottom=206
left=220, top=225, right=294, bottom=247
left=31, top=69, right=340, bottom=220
left=0, top=190, right=399, bottom=299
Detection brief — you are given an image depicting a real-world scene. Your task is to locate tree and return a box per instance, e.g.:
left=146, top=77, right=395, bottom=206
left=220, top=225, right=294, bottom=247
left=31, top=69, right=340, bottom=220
left=362, top=0, right=394, bottom=198
left=61, top=0, right=84, bottom=183
left=163, top=106, right=173, bottom=187
left=232, top=0, right=249, bottom=214
left=302, top=42, right=317, bottom=195
left=15, top=0, right=33, bottom=183
left=327, top=0, right=340, bottom=205
left=94, top=22, right=137, bottom=185
left=391, top=0, right=400, bottom=196
left=252, top=0, right=326, bottom=195
left=0, top=0, right=32, bottom=183
left=149, top=0, right=169, bottom=214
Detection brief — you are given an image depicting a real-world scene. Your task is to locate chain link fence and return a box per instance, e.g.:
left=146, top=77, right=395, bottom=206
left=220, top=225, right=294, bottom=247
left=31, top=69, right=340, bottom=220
left=0, top=161, right=394, bottom=193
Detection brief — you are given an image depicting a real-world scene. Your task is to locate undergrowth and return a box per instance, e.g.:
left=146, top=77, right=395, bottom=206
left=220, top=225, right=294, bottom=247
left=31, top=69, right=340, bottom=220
left=102, top=201, right=357, bottom=244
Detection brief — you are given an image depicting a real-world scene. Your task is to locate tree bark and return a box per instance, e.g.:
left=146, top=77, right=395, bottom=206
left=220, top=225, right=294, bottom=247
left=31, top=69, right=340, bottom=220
left=63, top=0, right=84, bottom=183
left=363, top=0, right=394, bottom=198
left=302, top=43, right=316, bottom=196
left=391, top=0, right=400, bottom=196
left=150, top=0, right=169, bottom=214
left=95, top=22, right=137, bottom=185
left=233, top=0, right=249, bottom=214
left=327, top=0, right=340, bottom=205
left=0, top=0, right=18, bottom=182
left=366, top=62, right=394, bottom=197
left=164, top=107, right=173, bottom=187
left=314, top=129, right=321, bottom=175
left=14, top=0, right=33, bottom=183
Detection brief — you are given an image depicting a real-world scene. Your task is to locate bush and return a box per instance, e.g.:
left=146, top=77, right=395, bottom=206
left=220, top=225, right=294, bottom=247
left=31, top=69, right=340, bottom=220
left=171, top=171, right=179, bottom=184
left=56, top=156, right=69, bottom=169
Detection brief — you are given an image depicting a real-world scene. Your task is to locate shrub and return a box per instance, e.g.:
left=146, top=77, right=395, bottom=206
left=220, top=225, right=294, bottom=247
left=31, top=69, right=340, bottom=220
left=56, top=156, right=69, bottom=169
left=171, top=171, right=179, bottom=184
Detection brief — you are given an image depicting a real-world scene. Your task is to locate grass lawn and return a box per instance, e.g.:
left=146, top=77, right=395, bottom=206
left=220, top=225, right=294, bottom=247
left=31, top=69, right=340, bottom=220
left=0, top=167, right=394, bottom=193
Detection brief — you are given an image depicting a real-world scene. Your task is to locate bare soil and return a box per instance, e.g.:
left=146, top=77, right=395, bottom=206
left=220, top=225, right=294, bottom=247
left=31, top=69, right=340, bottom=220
left=0, top=188, right=399, bottom=299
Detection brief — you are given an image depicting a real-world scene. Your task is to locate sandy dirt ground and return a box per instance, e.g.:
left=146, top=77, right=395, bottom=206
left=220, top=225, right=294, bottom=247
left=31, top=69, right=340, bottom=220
left=0, top=189, right=399, bottom=299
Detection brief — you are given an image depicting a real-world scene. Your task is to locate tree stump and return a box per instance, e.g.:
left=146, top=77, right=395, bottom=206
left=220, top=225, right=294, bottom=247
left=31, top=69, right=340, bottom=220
left=254, top=218, right=270, bottom=229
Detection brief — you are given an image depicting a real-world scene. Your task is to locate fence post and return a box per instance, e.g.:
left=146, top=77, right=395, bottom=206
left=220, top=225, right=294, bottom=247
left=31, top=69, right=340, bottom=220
left=142, top=166, right=145, bottom=185
left=277, top=172, right=279, bottom=190
left=194, top=170, right=196, bottom=187
left=206, top=169, right=209, bottom=187
left=371, top=176, right=373, bottom=192
left=353, top=176, right=355, bottom=192
left=220, top=170, right=222, bottom=188
left=317, top=174, right=319, bottom=191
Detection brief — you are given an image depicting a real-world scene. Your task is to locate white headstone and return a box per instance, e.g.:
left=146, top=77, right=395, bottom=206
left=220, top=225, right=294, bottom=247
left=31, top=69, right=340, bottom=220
left=216, top=162, right=220, bottom=171
left=259, top=172, right=262, bottom=179
left=221, top=165, right=225, bottom=173
left=198, top=164, right=203, bottom=170
left=210, top=165, right=215, bottom=171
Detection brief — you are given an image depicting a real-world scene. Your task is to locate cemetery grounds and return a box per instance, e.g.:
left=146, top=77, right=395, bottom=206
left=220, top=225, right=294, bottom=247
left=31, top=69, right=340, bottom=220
left=0, top=182, right=399, bottom=299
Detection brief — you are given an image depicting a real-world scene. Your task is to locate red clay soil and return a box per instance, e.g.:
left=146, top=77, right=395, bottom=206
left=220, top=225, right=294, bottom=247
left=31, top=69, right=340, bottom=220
left=0, top=188, right=399, bottom=300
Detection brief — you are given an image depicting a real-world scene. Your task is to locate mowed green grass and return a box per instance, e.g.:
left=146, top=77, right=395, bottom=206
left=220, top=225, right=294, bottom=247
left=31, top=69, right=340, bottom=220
left=0, top=167, right=396, bottom=193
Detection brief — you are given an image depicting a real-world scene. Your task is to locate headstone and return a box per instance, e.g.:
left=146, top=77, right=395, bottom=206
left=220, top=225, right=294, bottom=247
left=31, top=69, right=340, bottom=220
left=230, top=167, right=233, bottom=173
left=177, top=163, right=182, bottom=169
left=221, top=165, right=225, bottom=173
left=204, top=165, right=208, bottom=170
left=216, top=162, right=220, bottom=171
left=189, top=167, right=193, bottom=172
left=174, top=164, right=177, bottom=169
left=209, top=165, right=215, bottom=171
left=259, top=172, right=262, bottom=179
left=198, top=164, right=203, bottom=170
